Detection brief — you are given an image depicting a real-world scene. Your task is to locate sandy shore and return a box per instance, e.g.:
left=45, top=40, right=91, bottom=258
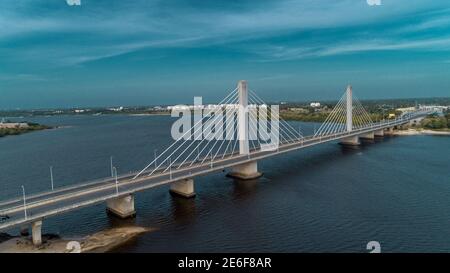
left=0, top=226, right=153, bottom=253
left=393, top=129, right=450, bottom=136
left=128, top=113, right=169, bottom=116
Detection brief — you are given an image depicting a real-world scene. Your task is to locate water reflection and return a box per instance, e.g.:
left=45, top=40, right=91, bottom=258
left=106, top=210, right=137, bottom=227
left=231, top=179, right=259, bottom=199
left=169, top=195, right=197, bottom=224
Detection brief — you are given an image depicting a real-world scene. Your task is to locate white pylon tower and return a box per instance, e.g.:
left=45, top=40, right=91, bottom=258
left=346, top=85, right=353, bottom=132
left=238, top=80, right=249, bottom=155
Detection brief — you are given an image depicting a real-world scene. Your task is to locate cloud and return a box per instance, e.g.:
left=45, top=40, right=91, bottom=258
left=250, top=37, right=450, bottom=62
left=1, top=0, right=450, bottom=68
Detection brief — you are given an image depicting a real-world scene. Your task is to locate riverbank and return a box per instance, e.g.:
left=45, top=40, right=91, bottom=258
left=0, top=122, right=52, bottom=138
left=393, top=128, right=450, bottom=136
left=128, top=113, right=170, bottom=116
left=0, top=226, right=153, bottom=253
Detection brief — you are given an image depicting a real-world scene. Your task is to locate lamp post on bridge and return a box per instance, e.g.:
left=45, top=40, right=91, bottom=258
left=112, top=167, right=119, bottom=196
left=154, top=149, right=158, bottom=170
left=210, top=147, right=213, bottom=168
left=50, top=166, right=54, bottom=191
left=21, top=185, right=27, bottom=220
left=169, top=157, right=172, bottom=180
left=110, top=156, right=114, bottom=177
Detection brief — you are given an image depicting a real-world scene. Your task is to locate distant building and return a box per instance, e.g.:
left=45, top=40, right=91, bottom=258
left=396, top=107, right=415, bottom=113
left=310, top=102, right=321, bottom=108
left=289, top=107, right=309, bottom=113
left=108, top=107, right=124, bottom=112
left=422, top=105, right=449, bottom=111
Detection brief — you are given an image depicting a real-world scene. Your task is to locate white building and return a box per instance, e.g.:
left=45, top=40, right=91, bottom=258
left=310, top=102, right=321, bottom=108
left=108, top=106, right=124, bottom=112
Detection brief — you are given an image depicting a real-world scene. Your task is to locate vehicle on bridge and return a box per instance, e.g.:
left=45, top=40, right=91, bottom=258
left=0, top=215, right=10, bottom=222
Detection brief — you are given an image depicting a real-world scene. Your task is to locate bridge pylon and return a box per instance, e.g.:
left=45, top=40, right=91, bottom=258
left=346, top=85, right=353, bottom=132
left=340, top=85, right=360, bottom=146
left=238, top=80, right=249, bottom=155
left=227, top=80, right=262, bottom=180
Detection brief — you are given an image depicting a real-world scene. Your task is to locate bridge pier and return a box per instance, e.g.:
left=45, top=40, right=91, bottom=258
left=227, top=161, right=262, bottom=180
left=106, top=194, right=136, bottom=218
left=31, top=220, right=43, bottom=246
left=384, top=127, right=394, bottom=136
left=374, top=129, right=384, bottom=137
left=340, top=136, right=360, bottom=146
left=170, top=178, right=196, bottom=198
left=359, top=132, right=375, bottom=140
left=226, top=81, right=263, bottom=180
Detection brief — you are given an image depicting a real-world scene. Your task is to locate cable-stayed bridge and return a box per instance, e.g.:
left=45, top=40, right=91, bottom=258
left=0, top=81, right=436, bottom=245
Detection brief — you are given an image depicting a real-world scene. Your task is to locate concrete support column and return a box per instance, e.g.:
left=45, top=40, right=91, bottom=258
left=237, top=80, right=249, bottom=155
left=106, top=194, right=136, bottom=218
left=374, top=129, right=384, bottom=137
left=340, top=135, right=360, bottom=146
left=170, top=178, right=196, bottom=198
left=359, top=132, right=375, bottom=140
left=384, top=127, right=394, bottom=136
left=31, top=220, right=42, bottom=246
left=346, top=85, right=353, bottom=132
left=227, top=161, right=262, bottom=180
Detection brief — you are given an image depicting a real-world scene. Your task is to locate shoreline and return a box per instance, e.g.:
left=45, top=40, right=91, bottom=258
left=128, top=113, right=170, bottom=116
left=393, top=128, right=450, bottom=136
left=0, top=123, right=53, bottom=138
left=0, top=226, right=154, bottom=253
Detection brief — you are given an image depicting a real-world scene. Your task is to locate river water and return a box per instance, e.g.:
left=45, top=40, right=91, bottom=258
left=0, top=115, right=449, bottom=252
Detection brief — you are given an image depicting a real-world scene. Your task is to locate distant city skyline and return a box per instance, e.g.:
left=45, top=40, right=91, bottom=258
left=1, top=0, right=450, bottom=109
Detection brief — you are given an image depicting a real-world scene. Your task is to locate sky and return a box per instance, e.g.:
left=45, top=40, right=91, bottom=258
left=1, top=0, right=450, bottom=109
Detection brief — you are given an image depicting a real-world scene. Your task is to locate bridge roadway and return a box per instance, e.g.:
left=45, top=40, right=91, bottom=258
left=0, top=113, right=427, bottom=232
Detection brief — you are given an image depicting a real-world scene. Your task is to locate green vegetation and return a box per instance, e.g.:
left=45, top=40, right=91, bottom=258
left=0, top=122, right=52, bottom=138
left=280, top=109, right=329, bottom=122
left=419, top=112, right=450, bottom=130
left=280, top=107, right=403, bottom=123
left=280, top=102, right=450, bottom=133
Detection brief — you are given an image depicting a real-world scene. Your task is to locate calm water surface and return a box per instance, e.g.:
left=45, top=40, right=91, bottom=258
left=0, top=115, right=449, bottom=252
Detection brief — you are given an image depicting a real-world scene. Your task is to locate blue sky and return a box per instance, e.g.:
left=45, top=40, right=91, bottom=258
left=1, top=0, right=450, bottom=109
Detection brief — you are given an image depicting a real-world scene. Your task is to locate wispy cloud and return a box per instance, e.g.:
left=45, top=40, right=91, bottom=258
left=1, top=0, right=450, bottom=108
left=2, top=0, right=450, bottom=67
